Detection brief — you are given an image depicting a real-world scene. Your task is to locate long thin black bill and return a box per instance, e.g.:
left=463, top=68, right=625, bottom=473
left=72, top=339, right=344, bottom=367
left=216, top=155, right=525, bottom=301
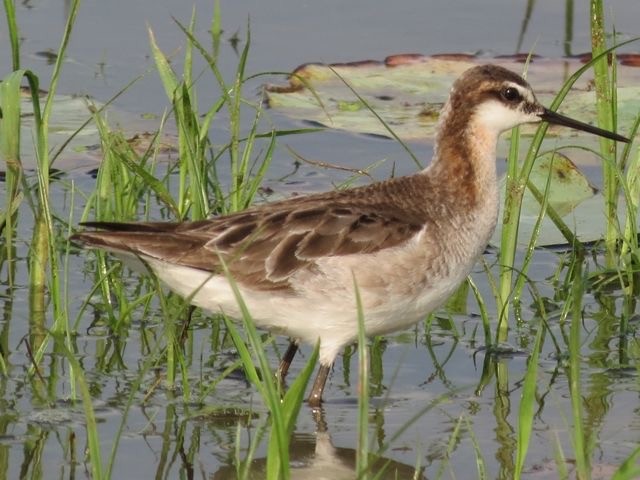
left=539, top=108, right=630, bottom=143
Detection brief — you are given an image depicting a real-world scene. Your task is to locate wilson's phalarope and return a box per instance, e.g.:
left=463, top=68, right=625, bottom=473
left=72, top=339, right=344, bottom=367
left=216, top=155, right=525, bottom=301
left=72, top=65, right=629, bottom=407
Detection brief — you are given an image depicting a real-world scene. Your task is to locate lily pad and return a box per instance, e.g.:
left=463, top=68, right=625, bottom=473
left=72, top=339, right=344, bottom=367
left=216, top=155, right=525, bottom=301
left=492, top=152, right=599, bottom=246
left=11, top=89, right=174, bottom=171
left=495, top=190, right=639, bottom=248
left=490, top=151, right=640, bottom=247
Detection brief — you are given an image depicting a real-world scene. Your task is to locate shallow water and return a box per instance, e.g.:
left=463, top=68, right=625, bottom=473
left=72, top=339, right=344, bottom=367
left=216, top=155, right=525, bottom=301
left=1, top=1, right=640, bottom=479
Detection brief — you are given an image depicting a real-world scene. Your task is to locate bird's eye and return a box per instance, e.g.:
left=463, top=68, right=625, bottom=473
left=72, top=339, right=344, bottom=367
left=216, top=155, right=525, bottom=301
left=501, top=87, right=521, bottom=102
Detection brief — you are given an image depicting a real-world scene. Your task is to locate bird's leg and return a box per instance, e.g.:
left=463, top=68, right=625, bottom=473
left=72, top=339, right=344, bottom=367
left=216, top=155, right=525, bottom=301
left=276, top=340, right=298, bottom=382
left=307, top=363, right=331, bottom=408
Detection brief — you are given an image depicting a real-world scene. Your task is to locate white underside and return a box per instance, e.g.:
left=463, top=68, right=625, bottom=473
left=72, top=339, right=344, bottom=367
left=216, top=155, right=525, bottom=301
left=143, top=256, right=458, bottom=366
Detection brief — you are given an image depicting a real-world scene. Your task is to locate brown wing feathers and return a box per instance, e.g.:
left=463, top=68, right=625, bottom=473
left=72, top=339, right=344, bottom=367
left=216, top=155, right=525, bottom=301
left=72, top=178, right=429, bottom=290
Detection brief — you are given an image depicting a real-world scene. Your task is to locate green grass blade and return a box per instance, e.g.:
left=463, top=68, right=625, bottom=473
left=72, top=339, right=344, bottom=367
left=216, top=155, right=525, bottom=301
left=464, top=415, right=488, bottom=479
left=0, top=70, right=26, bottom=283
left=496, top=120, right=521, bottom=342
left=222, top=317, right=264, bottom=393
left=354, top=277, right=370, bottom=479
left=2, top=0, right=20, bottom=69
left=590, top=0, right=618, bottom=261
left=514, top=315, right=545, bottom=478
left=567, top=255, right=589, bottom=479
left=220, top=266, right=290, bottom=480
left=280, top=342, right=318, bottom=429
left=513, top=153, right=554, bottom=299
left=28, top=0, right=81, bottom=347
left=148, top=28, right=179, bottom=100
left=611, top=445, right=640, bottom=480
left=434, top=414, right=464, bottom=479
left=0, top=71, right=23, bottom=168
left=210, top=0, right=222, bottom=56
left=58, top=341, right=103, bottom=480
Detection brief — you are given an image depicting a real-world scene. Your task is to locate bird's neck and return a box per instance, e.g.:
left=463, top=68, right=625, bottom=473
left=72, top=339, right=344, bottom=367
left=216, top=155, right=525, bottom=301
left=423, top=102, right=500, bottom=211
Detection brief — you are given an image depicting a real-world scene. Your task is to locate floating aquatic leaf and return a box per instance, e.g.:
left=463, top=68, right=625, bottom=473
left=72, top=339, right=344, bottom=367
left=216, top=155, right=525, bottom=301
left=491, top=151, right=640, bottom=247
left=14, top=90, right=174, bottom=171
left=525, top=152, right=597, bottom=218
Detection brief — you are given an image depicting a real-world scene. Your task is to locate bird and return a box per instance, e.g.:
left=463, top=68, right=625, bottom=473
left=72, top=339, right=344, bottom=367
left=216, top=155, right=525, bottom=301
left=71, top=64, right=630, bottom=407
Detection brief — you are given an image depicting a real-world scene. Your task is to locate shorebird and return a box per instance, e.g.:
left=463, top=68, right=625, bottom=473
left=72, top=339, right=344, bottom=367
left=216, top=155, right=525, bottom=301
left=72, top=65, right=629, bottom=407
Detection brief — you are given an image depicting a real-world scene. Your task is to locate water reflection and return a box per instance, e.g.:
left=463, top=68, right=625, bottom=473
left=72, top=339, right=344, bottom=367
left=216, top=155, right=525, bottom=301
left=211, top=409, right=425, bottom=480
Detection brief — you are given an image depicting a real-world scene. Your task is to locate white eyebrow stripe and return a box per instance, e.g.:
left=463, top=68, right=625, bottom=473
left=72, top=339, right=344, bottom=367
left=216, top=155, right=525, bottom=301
left=506, top=81, right=535, bottom=103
